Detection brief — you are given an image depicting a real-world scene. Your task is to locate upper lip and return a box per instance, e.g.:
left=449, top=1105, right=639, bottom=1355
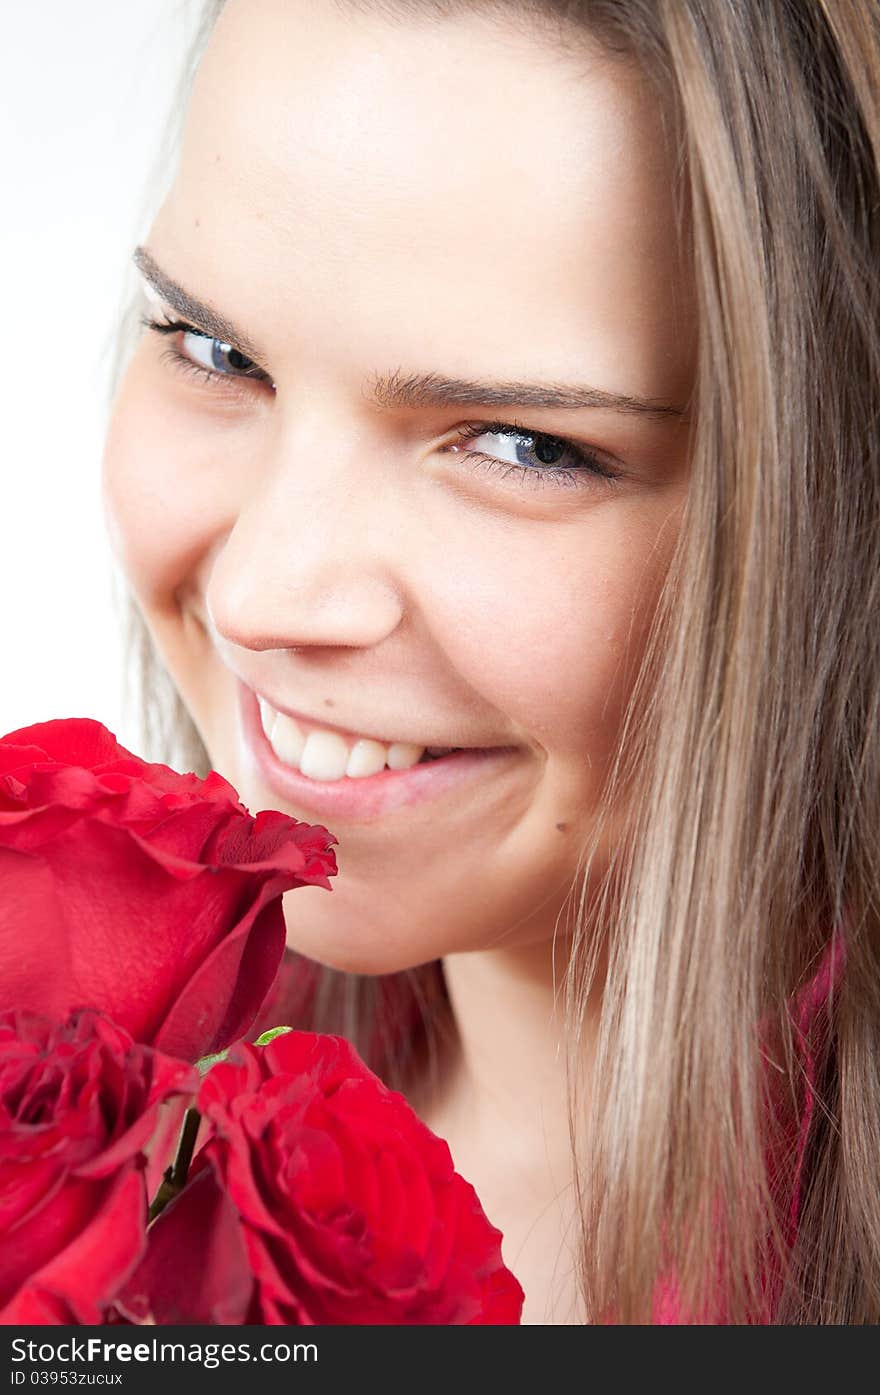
left=244, top=679, right=481, bottom=750
left=203, top=603, right=500, bottom=749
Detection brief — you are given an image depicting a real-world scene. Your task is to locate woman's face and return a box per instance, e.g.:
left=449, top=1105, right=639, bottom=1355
left=103, top=0, right=694, bottom=974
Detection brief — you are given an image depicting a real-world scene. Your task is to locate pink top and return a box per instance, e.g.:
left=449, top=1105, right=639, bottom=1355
left=652, top=927, right=846, bottom=1323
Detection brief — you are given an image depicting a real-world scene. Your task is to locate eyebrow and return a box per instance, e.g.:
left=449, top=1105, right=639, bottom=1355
left=133, top=245, right=688, bottom=423
left=134, top=246, right=264, bottom=362
left=363, top=368, right=686, bottom=421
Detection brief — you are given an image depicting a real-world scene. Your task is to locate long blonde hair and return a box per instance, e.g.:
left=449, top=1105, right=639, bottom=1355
left=106, top=0, right=880, bottom=1322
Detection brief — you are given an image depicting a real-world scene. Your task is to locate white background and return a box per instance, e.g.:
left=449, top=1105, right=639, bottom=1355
left=1, top=1, right=204, bottom=748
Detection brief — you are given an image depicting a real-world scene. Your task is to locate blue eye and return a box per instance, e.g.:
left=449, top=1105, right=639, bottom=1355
left=140, top=314, right=273, bottom=387
left=446, top=420, right=620, bottom=489
left=184, top=332, right=255, bottom=376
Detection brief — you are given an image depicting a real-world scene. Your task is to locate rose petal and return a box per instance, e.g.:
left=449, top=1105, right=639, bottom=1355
left=0, top=1167, right=147, bottom=1326
left=118, top=1162, right=252, bottom=1324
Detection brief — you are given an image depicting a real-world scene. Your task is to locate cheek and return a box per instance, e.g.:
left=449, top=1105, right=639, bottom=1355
left=101, top=353, right=241, bottom=610
left=417, top=503, right=665, bottom=761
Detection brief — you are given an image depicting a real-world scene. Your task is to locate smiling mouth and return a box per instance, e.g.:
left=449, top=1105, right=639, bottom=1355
left=236, top=680, right=519, bottom=820
left=254, top=691, right=472, bottom=781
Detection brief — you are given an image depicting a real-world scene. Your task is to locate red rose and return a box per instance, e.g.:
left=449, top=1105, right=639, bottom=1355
left=0, top=718, right=337, bottom=1061
left=0, top=1008, right=196, bottom=1324
left=122, top=1031, right=524, bottom=1325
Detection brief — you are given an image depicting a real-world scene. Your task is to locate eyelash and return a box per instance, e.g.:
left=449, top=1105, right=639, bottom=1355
left=140, top=313, right=620, bottom=491
left=447, top=421, right=616, bottom=489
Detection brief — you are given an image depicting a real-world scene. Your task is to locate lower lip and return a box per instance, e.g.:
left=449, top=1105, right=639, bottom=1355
left=237, top=681, right=518, bottom=821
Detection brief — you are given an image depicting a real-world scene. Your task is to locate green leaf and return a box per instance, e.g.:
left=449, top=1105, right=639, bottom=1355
left=254, top=1025, right=295, bottom=1046
left=195, top=1048, right=229, bottom=1077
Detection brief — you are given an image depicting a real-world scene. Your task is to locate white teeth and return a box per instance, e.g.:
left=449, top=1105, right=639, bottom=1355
left=386, top=742, right=425, bottom=770
left=257, top=696, right=277, bottom=740
left=270, top=712, right=306, bottom=766
left=345, top=739, right=388, bottom=779
left=259, top=692, right=437, bottom=780
left=298, top=730, right=351, bottom=782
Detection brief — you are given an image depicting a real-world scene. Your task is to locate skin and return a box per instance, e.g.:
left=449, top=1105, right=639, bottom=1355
left=102, top=0, right=695, bottom=1321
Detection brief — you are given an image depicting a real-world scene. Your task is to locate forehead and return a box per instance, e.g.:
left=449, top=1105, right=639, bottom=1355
left=155, top=0, right=692, bottom=397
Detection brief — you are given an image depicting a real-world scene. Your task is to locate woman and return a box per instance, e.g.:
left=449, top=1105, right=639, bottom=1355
left=101, top=0, right=880, bottom=1323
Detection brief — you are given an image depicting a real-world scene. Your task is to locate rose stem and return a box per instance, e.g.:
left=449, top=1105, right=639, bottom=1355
left=147, top=1106, right=202, bottom=1224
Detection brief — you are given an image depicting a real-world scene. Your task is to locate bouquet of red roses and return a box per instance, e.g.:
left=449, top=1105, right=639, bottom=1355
left=0, top=719, right=523, bottom=1325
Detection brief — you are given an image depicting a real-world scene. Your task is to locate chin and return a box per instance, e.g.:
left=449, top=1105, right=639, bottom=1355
left=281, top=890, right=438, bottom=977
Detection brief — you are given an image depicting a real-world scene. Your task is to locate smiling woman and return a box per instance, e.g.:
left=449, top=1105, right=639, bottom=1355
left=100, top=0, right=880, bottom=1324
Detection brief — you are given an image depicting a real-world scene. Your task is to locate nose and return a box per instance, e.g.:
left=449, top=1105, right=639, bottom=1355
left=205, top=411, right=406, bottom=653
